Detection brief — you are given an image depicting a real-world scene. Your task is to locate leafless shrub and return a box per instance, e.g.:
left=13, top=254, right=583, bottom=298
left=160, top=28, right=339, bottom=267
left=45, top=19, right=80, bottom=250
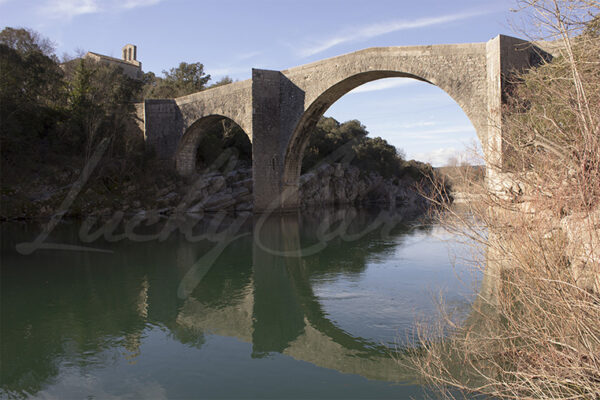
left=408, top=2, right=600, bottom=399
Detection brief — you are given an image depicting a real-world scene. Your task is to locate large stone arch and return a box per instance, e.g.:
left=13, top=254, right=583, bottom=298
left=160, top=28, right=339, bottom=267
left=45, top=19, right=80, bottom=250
left=175, top=114, right=250, bottom=176
left=282, top=71, right=484, bottom=207
left=252, top=43, right=490, bottom=211
left=139, top=35, right=545, bottom=211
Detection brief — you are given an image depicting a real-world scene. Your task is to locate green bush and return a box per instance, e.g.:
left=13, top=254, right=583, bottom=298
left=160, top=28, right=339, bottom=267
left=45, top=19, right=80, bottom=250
left=301, top=116, right=433, bottom=180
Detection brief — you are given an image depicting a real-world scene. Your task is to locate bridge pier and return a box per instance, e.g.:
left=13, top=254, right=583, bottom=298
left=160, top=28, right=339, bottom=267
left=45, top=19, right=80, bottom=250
left=251, top=69, right=305, bottom=213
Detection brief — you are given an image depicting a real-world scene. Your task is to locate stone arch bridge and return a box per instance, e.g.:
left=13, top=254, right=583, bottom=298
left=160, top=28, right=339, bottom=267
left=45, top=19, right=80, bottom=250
left=137, top=35, right=550, bottom=212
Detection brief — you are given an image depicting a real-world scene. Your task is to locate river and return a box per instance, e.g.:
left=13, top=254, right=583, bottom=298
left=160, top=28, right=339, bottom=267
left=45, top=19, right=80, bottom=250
left=1, top=208, right=479, bottom=399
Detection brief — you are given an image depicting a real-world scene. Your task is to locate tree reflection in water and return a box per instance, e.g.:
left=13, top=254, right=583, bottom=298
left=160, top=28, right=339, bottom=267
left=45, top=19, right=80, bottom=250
left=1, top=207, right=446, bottom=398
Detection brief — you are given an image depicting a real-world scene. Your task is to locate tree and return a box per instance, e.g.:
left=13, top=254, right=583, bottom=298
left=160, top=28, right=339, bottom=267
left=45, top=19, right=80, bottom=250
left=208, top=76, right=233, bottom=88
left=194, top=119, right=251, bottom=171
left=0, top=27, right=56, bottom=59
left=144, top=62, right=211, bottom=98
left=0, top=28, right=64, bottom=157
left=301, top=116, right=419, bottom=179
left=63, top=59, right=143, bottom=161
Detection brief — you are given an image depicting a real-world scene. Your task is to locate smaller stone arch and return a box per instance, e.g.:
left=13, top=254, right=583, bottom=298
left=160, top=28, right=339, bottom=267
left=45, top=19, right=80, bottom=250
left=175, top=115, right=251, bottom=176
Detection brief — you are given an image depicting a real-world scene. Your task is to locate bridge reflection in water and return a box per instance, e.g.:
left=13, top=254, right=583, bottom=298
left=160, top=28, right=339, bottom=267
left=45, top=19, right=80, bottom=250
left=1, top=208, right=481, bottom=397
left=177, top=211, right=410, bottom=382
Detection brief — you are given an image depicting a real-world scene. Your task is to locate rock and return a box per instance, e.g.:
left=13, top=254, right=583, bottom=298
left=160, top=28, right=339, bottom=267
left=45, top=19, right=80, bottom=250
left=163, top=192, right=178, bottom=202
left=235, top=201, right=253, bottom=211
left=188, top=191, right=236, bottom=213
left=231, top=186, right=250, bottom=199
left=236, top=193, right=253, bottom=204
left=206, top=175, right=226, bottom=194
left=333, top=163, right=344, bottom=178
left=233, top=178, right=253, bottom=190
left=205, top=198, right=236, bottom=212
left=156, top=184, right=176, bottom=197
left=298, top=162, right=429, bottom=214
left=186, top=202, right=204, bottom=214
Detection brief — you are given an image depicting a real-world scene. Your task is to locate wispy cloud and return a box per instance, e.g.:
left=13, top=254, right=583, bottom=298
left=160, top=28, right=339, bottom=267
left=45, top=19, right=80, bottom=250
left=208, top=66, right=250, bottom=78
left=298, top=9, right=492, bottom=57
left=396, top=121, right=436, bottom=129
left=403, top=125, right=475, bottom=137
left=205, top=51, right=261, bottom=79
left=377, top=125, right=475, bottom=141
left=38, top=0, right=164, bottom=19
left=236, top=51, right=262, bottom=61
left=39, top=0, right=99, bottom=19
left=121, top=0, right=162, bottom=9
left=347, top=78, right=416, bottom=94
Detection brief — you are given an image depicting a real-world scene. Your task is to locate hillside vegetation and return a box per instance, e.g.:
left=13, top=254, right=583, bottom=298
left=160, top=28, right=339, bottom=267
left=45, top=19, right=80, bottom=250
left=0, top=28, right=438, bottom=219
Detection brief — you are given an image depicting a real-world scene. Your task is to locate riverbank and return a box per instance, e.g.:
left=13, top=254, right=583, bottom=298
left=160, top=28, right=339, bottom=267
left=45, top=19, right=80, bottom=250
left=1, top=158, right=441, bottom=222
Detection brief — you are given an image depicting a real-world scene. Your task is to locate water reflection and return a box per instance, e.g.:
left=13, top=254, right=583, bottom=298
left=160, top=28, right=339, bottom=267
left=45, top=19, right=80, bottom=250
left=1, top=208, right=466, bottom=398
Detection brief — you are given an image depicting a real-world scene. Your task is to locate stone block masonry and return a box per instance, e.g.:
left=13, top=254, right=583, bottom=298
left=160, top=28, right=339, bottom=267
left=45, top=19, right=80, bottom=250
left=139, top=35, right=552, bottom=212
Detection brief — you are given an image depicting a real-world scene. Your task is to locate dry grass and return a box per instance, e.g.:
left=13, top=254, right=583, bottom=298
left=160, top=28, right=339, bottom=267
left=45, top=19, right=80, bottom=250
left=407, top=2, right=600, bottom=399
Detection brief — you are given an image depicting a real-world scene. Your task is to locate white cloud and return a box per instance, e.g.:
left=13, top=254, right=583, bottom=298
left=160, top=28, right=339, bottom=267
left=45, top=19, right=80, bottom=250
left=348, top=78, right=416, bottom=94
left=39, top=0, right=99, bottom=19
left=121, top=0, right=162, bottom=9
left=413, top=147, right=462, bottom=167
left=38, top=0, right=163, bottom=19
left=412, top=143, right=483, bottom=167
left=298, top=9, right=491, bottom=57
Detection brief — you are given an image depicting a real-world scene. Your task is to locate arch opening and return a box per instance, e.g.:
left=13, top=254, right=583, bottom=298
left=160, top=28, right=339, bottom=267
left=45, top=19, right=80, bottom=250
left=176, top=115, right=252, bottom=176
left=283, top=72, right=482, bottom=209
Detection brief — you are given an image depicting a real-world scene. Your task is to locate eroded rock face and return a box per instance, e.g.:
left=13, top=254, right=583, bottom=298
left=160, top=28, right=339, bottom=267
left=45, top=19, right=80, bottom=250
left=184, top=167, right=253, bottom=214
left=2, top=158, right=434, bottom=221
left=178, top=162, right=429, bottom=215
left=299, top=163, right=430, bottom=213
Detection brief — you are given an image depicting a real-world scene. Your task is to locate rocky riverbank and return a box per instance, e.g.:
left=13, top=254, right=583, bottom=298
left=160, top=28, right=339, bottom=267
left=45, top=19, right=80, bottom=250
left=300, top=163, right=432, bottom=211
left=1, top=161, right=436, bottom=221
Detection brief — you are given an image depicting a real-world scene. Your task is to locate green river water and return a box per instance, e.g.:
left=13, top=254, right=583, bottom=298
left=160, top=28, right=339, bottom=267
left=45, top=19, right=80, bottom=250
left=1, top=208, right=479, bottom=399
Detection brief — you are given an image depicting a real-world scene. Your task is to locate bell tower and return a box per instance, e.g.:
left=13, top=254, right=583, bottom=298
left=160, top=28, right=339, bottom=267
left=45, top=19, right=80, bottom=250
left=122, top=44, right=137, bottom=63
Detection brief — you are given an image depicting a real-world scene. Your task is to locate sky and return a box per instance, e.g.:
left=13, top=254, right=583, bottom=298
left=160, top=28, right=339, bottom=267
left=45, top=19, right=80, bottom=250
left=0, top=0, right=520, bottom=166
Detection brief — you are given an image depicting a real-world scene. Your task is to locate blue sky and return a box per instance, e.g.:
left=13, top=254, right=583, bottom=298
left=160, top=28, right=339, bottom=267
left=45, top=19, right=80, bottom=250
left=1, top=0, right=519, bottom=165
